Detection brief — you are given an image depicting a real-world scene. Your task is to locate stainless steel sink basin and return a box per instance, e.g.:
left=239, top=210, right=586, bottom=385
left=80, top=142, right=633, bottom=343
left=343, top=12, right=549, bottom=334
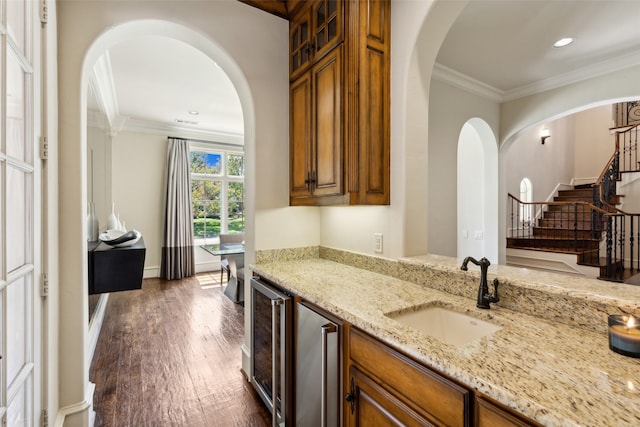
left=386, top=304, right=502, bottom=347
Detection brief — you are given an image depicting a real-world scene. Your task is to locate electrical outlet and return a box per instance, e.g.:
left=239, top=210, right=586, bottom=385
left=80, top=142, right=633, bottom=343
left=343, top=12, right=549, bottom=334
left=374, top=233, right=383, bottom=253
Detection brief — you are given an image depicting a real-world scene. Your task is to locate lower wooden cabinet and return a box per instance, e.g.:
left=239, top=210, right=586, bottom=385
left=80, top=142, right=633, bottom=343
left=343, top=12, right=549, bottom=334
left=347, top=366, right=434, bottom=426
left=347, top=328, right=471, bottom=426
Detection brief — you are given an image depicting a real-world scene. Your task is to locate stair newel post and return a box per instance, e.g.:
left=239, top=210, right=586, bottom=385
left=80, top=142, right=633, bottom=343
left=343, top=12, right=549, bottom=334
left=606, top=216, right=613, bottom=279
left=573, top=203, right=578, bottom=252
left=619, top=215, right=626, bottom=281
left=630, top=216, right=635, bottom=273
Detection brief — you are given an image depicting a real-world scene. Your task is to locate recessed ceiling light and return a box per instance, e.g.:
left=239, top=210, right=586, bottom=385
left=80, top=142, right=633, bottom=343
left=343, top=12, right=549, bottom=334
left=189, top=111, right=199, bottom=115
left=553, top=37, right=574, bottom=48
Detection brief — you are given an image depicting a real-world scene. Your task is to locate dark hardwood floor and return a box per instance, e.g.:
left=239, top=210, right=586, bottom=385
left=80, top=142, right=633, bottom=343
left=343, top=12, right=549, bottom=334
left=90, top=272, right=271, bottom=427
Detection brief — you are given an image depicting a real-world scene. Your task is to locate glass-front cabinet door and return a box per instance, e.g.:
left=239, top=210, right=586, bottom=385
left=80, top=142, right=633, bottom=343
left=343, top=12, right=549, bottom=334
left=290, top=0, right=343, bottom=81
left=312, top=0, right=342, bottom=58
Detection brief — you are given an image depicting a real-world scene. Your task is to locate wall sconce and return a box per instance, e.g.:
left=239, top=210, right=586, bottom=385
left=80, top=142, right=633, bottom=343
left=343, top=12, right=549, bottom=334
left=541, top=129, right=550, bottom=145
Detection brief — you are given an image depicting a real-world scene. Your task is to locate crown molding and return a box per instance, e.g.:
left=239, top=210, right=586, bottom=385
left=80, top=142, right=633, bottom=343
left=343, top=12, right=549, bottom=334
left=121, top=117, right=244, bottom=145
left=432, top=63, right=504, bottom=102
left=89, top=52, right=120, bottom=130
left=435, top=48, right=640, bottom=104
left=502, top=49, right=640, bottom=102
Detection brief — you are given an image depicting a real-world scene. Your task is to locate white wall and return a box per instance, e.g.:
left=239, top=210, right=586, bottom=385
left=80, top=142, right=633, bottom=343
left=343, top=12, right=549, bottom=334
left=574, top=105, right=615, bottom=180
left=111, top=132, right=167, bottom=275
left=504, top=115, right=576, bottom=202
left=427, top=79, right=500, bottom=258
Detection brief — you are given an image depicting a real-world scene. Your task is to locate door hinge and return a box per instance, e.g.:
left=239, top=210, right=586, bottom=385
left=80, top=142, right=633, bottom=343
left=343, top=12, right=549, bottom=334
left=41, top=409, right=49, bottom=427
left=40, top=136, right=49, bottom=160
left=40, top=0, right=48, bottom=24
left=40, top=273, right=49, bottom=298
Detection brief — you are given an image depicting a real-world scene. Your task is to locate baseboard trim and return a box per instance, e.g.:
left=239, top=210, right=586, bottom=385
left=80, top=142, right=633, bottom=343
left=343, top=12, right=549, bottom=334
left=241, top=343, right=251, bottom=381
left=88, top=294, right=109, bottom=367
left=54, top=382, right=96, bottom=427
left=144, top=266, right=160, bottom=278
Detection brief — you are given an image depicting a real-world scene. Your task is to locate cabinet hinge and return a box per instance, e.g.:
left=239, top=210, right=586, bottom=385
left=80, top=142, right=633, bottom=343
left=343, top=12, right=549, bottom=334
left=40, top=136, right=49, bottom=160
left=40, top=0, right=48, bottom=25
left=40, top=273, right=49, bottom=298
left=41, top=409, right=49, bottom=427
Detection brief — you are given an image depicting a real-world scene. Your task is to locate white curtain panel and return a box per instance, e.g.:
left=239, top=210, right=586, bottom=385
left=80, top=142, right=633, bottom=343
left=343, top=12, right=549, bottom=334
left=160, top=137, right=195, bottom=279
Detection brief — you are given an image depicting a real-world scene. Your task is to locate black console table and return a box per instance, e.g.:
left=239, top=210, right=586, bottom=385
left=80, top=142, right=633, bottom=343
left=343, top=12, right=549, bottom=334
left=88, top=237, right=146, bottom=294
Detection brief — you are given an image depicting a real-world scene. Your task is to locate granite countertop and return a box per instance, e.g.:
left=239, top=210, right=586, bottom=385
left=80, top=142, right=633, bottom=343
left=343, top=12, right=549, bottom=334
left=251, top=256, right=640, bottom=427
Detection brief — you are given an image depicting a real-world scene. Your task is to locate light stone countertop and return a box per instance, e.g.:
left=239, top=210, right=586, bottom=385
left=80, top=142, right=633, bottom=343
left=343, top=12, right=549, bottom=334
left=251, top=256, right=640, bottom=427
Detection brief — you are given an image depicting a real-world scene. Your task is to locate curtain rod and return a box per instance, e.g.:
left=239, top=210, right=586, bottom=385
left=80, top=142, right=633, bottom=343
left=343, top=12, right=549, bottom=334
left=168, top=136, right=244, bottom=149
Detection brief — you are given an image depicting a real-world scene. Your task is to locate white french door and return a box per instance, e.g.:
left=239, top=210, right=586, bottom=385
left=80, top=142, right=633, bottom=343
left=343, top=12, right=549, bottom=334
left=1, top=0, right=41, bottom=425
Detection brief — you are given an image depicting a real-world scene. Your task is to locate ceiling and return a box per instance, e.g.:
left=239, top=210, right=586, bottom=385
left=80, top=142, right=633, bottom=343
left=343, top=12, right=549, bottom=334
left=88, top=1, right=640, bottom=138
left=435, top=0, right=640, bottom=99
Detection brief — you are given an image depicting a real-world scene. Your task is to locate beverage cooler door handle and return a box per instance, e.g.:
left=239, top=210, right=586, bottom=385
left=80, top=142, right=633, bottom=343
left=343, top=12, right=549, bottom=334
left=321, top=323, right=338, bottom=427
left=271, top=298, right=284, bottom=427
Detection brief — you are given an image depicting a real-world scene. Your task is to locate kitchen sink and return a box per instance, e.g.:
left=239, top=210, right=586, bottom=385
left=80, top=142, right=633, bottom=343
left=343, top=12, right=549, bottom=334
left=386, top=304, right=502, bottom=347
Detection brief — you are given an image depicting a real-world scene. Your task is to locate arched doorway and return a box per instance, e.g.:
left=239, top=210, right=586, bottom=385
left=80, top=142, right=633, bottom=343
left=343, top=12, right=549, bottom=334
left=58, top=18, right=258, bottom=425
left=457, top=118, right=498, bottom=263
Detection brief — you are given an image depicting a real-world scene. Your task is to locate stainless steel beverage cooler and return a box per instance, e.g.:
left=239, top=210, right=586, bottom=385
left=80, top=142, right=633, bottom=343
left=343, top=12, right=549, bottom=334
left=295, top=302, right=342, bottom=427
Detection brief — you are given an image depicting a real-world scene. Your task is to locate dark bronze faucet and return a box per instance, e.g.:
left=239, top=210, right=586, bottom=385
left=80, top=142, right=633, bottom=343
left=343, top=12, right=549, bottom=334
left=460, top=256, right=500, bottom=309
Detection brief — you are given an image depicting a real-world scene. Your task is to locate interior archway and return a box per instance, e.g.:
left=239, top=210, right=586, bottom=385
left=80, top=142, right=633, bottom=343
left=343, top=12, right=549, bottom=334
left=456, top=118, right=498, bottom=263
left=59, top=18, right=258, bottom=423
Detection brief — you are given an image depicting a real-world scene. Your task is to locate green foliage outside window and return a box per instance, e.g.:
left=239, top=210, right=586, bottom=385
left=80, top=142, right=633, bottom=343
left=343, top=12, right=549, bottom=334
left=190, top=149, right=244, bottom=240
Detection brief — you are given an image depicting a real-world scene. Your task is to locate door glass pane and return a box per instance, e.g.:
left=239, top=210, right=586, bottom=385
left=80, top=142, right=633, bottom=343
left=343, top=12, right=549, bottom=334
left=7, top=166, right=30, bottom=272
left=7, top=50, right=26, bottom=162
left=7, top=275, right=32, bottom=385
left=7, top=379, right=33, bottom=427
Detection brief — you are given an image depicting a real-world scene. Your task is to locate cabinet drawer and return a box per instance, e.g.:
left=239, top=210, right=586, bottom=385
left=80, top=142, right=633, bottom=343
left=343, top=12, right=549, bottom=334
left=349, top=328, right=471, bottom=426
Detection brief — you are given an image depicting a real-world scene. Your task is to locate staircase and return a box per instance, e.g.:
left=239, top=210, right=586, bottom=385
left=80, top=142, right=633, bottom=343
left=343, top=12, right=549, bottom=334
left=507, top=123, right=640, bottom=284
left=507, top=185, right=612, bottom=277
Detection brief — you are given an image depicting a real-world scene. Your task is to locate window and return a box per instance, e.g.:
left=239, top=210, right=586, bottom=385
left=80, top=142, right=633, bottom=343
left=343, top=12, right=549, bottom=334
left=519, top=178, right=532, bottom=225
left=190, top=147, right=244, bottom=244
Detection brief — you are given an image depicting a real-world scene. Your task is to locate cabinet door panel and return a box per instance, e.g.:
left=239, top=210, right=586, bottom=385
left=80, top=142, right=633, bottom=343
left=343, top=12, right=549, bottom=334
left=290, top=73, right=313, bottom=198
left=350, top=328, right=471, bottom=426
left=349, top=366, right=436, bottom=427
left=312, top=46, right=342, bottom=197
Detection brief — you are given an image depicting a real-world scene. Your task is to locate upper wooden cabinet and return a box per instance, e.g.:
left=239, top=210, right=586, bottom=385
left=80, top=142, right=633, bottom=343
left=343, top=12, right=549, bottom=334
left=289, top=0, right=390, bottom=206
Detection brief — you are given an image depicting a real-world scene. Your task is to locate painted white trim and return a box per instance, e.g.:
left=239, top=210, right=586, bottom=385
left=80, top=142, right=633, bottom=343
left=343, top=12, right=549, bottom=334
left=121, top=117, right=244, bottom=145
left=90, top=52, right=120, bottom=130
left=503, top=49, right=640, bottom=102
left=544, top=182, right=573, bottom=203
left=571, top=177, right=598, bottom=187
left=241, top=343, right=251, bottom=382
left=432, top=63, right=503, bottom=102
left=195, top=261, right=221, bottom=274
left=144, top=266, right=160, bottom=278
left=436, top=48, right=640, bottom=103
left=53, top=382, right=95, bottom=427
left=87, top=294, right=109, bottom=366
left=506, top=248, right=599, bottom=278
